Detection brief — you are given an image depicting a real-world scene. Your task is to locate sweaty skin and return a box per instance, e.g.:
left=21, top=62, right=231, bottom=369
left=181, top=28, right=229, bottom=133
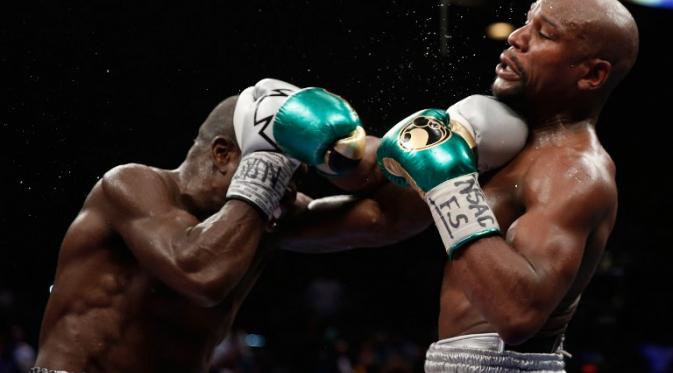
left=278, top=0, right=635, bottom=347
left=280, top=125, right=616, bottom=345
left=35, top=98, right=281, bottom=373
left=439, top=125, right=616, bottom=342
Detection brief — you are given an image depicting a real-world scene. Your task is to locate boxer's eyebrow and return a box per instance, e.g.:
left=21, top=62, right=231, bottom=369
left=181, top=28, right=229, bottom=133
left=539, top=14, right=560, bottom=30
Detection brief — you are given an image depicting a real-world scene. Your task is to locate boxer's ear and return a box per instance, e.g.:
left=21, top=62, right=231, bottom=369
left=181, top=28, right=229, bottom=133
left=577, top=58, right=611, bottom=91
left=211, top=136, right=238, bottom=172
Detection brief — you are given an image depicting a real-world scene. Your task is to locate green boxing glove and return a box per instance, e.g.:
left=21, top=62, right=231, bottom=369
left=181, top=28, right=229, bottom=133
left=376, top=109, right=500, bottom=257
left=233, top=78, right=366, bottom=176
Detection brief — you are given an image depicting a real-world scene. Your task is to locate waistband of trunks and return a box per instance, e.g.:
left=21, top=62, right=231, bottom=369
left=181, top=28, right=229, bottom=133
left=425, top=333, right=566, bottom=373
left=30, top=366, right=78, bottom=373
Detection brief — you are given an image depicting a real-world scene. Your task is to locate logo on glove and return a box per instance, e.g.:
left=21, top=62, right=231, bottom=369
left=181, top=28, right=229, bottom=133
left=398, top=115, right=451, bottom=151
left=253, top=88, right=295, bottom=151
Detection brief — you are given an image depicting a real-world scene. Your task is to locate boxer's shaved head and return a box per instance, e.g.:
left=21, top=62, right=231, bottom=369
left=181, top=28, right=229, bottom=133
left=195, top=96, right=238, bottom=149
left=536, top=0, right=639, bottom=91
left=492, top=0, right=638, bottom=119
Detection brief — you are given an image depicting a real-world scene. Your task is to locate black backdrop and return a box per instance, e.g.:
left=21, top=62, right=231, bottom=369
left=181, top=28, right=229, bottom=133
left=2, top=1, right=672, bottom=372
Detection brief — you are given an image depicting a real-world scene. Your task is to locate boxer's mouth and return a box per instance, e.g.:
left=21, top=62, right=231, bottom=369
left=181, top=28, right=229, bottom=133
left=496, top=53, right=522, bottom=81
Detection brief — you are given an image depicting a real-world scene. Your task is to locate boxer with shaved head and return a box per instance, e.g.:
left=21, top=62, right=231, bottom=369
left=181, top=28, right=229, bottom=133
left=32, top=79, right=365, bottom=373
left=278, top=0, right=638, bottom=371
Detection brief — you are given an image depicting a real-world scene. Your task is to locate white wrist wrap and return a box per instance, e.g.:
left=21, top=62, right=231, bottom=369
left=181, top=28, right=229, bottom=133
left=226, top=152, right=297, bottom=220
left=425, top=173, right=500, bottom=256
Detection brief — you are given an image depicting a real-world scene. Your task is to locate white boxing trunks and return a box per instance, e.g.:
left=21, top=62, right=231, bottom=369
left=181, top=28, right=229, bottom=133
left=425, top=333, right=566, bottom=373
left=30, top=368, right=76, bottom=373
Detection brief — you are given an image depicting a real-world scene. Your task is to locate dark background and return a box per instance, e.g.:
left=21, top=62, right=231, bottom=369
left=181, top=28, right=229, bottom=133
left=2, top=0, right=672, bottom=372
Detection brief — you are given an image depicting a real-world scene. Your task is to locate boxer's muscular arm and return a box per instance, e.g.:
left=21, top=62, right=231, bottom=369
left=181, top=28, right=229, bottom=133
left=452, top=152, right=617, bottom=344
left=102, top=164, right=265, bottom=307
left=276, top=136, right=433, bottom=252
left=277, top=182, right=431, bottom=252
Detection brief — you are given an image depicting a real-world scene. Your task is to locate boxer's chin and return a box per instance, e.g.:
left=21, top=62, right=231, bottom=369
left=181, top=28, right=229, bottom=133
left=491, top=77, right=524, bottom=106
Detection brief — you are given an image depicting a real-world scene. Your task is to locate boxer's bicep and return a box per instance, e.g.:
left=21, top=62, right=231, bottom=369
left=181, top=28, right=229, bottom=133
left=101, top=165, right=206, bottom=290
left=505, top=205, right=590, bottom=311
left=505, top=159, right=614, bottom=312
left=102, top=164, right=263, bottom=306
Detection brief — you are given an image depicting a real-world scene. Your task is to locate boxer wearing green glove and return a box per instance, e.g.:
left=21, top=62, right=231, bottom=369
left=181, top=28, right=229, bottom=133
left=228, top=78, right=366, bottom=220
left=233, top=78, right=366, bottom=174
left=377, top=95, right=527, bottom=257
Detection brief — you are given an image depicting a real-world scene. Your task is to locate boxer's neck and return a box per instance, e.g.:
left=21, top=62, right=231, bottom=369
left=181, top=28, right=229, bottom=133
left=174, top=160, right=224, bottom=218
left=528, top=116, right=596, bottom=148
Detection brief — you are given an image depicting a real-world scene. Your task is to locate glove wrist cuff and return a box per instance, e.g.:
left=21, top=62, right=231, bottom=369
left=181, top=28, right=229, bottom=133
left=425, top=173, right=500, bottom=257
left=226, top=152, right=298, bottom=220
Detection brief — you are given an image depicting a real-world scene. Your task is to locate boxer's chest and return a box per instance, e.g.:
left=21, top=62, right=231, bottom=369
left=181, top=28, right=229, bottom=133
left=480, top=160, right=529, bottom=233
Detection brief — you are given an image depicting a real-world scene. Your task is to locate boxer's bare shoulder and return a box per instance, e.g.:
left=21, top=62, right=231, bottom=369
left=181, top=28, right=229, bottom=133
left=36, top=165, right=170, bottom=372
left=100, top=163, right=180, bottom=214
left=516, top=129, right=617, bottom=224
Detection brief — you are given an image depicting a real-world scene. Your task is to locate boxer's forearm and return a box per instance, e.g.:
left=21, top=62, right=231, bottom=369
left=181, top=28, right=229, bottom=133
left=451, top=237, right=549, bottom=344
left=452, top=230, right=583, bottom=345
left=142, top=200, right=268, bottom=307
left=273, top=184, right=432, bottom=253
left=272, top=135, right=433, bottom=252
left=273, top=198, right=394, bottom=252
